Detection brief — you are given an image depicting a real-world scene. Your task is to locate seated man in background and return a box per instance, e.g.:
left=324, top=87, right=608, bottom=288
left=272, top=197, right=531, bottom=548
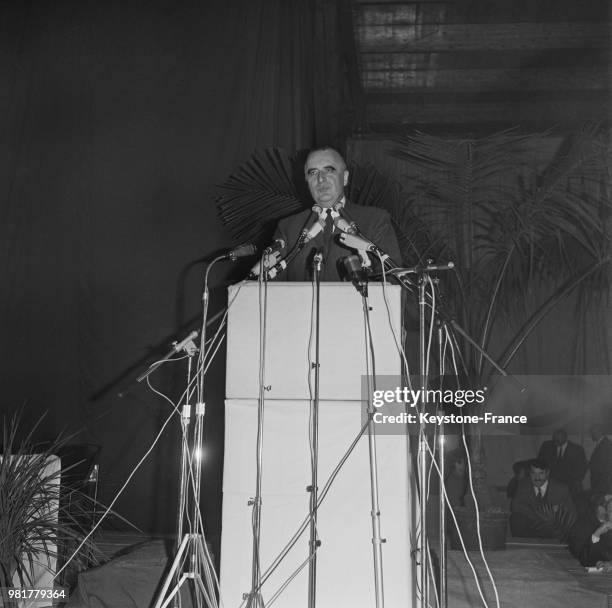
left=567, top=495, right=612, bottom=567
left=510, top=458, right=575, bottom=538
left=537, top=428, right=587, bottom=498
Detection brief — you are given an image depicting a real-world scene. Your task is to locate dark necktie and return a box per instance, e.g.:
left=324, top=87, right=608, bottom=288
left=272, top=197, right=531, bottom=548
left=323, top=209, right=333, bottom=235
left=323, top=209, right=334, bottom=251
left=536, top=487, right=544, bottom=502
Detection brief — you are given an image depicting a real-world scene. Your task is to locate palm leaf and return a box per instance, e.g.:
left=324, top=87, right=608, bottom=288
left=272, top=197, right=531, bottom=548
left=391, top=128, right=610, bottom=336
left=346, top=160, right=435, bottom=266
left=532, top=503, right=578, bottom=541
left=216, top=148, right=302, bottom=244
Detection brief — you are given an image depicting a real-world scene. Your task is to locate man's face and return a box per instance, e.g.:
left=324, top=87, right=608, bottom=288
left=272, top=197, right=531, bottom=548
left=304, top=149, right=349, bottom=208
left=530, top=466, right=549, bottom=488
left=553, top=431, right=567, bottom=446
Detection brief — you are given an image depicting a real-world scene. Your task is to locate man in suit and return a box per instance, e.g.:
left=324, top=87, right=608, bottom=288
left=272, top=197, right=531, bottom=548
left=510, top=458, right=576, bottom=538
left=271, top=147, right=401, bottom=282
left=589, top=424, right=612, bottom=497
left=537, top=429, right=587, bottom=497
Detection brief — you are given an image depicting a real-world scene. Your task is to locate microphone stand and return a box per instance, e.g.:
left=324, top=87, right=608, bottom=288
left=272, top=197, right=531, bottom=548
left=412, top=261, right=465, bottom=608
left=343, top=256, right=386, bottom=608
left=307, top=250, right=323, bottom=608
left=436, top=323, right=447, bottom=608
left=154, top=255, right=229, bottom=608
left=151, top=331, right=218, bottom=608
left=245, top=271, right=270, bottom=608
left=363, top=299, right=386, bottom=608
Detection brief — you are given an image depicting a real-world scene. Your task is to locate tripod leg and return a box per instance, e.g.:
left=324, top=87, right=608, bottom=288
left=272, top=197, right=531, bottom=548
left=153, top=535, right=190, bottom=608
left=195, top=537, right=217, bottom=601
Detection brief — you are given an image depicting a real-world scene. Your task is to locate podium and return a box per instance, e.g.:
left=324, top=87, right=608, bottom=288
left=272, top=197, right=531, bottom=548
left=221, top=282, right=415, bottom=607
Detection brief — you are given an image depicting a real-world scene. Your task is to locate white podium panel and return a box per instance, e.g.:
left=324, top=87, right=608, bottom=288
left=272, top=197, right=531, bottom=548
left=226, top=282, right=402, bottom=401
left=220, top=400, right=414, bottom=608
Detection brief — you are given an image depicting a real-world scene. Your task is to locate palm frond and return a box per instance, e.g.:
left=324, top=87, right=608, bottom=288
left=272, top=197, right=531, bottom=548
left=216, top=148, right=303, bottom=244
left=391, top=128, right=610, bottom=329
left=346, top=161, right=436, bottom=265
left=532, top=503, right=578, bottom=542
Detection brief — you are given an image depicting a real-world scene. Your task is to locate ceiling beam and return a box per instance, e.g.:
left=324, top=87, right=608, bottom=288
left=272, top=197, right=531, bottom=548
left=359, top=49, right=610, bottom=70
left=357, top=22, right=609, bottom=52
left=361, top=66, right=609, bottom=91
left=366, top=92, right=610, bottom=126
left=354, top=1, right=609, bottom=24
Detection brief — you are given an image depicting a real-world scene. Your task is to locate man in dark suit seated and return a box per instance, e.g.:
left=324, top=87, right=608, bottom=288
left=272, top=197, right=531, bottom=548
left=567, top=495, right=612, bottom=567
left=588, top=424, right=612, bottom=498
left=510, top=458, right=576, bottom=538
left=271, top=146, right=401, bottom=282
left=537, top=428, right=587, bottom=498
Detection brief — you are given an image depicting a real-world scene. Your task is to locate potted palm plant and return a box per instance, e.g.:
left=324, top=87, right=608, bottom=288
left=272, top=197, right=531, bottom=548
left=0, top=412, right=100, bottom=601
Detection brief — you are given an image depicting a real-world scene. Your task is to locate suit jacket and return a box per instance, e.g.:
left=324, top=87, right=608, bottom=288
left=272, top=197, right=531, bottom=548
left=537, top=440, right=587, bottom=493
left=511, top=477, right=575, bottom=520
left=567, top=513, right=612, bottom=566
left=590, top=436, right=612, bottom=495
left=272, top=202, right=401, bottom=282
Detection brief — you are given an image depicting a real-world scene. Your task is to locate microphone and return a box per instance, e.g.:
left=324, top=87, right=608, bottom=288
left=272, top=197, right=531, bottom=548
left=266, top=259, right=288, bottom=279
left=299, top=205, right=324, bottom=245
left=338, top=232, right=380, bottom=268
left=263, top=238, right=286, bottom=256
left=248, top=251, right=282, bottom=278
left=342, top=255, right=369, bottom=296
left=333, top=201, right=359, bottom=235
left=333, top=214, right=358, bottom=235
left=391, top=261, right=455, bottom=276
left=224, top=243, right=257, bottom=261
left=248, top=239, right=286, bottom=278
left=338, top=232, right=376, bottom=252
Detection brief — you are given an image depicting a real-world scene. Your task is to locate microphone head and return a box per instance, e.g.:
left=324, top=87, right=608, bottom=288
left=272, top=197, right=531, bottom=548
left=342, top=254, right=363, bottom=276
left=229, top=243, right=257, bottom=260
left=338, top=231, right=373, bottom=251
left=263, top=238, right=286, bottom=255
left=334, top=214, right=357, bottom=235
left=342, top=255, right=369, bottom=296
left=248, top=250, right=282, bottom=278
left=301, top=215, right=325, bottom=245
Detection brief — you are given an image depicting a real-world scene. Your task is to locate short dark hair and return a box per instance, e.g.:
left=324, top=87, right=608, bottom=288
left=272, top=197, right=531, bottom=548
left=529, top=458, right=549, bottom=471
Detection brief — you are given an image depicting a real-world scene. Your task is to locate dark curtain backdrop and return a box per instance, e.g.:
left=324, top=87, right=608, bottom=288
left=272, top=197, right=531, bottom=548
left=0, top=0, right=354, bottom=555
